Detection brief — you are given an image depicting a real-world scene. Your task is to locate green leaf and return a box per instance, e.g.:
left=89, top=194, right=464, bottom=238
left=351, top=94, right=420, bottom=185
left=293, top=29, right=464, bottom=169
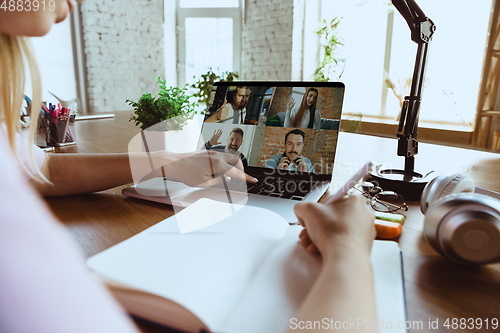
left=127, top=77, right=198, bottom=130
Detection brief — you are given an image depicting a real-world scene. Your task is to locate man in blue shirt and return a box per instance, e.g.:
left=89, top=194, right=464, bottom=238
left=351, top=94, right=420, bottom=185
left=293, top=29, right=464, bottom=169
left=264, top=129, right=314, bottom=173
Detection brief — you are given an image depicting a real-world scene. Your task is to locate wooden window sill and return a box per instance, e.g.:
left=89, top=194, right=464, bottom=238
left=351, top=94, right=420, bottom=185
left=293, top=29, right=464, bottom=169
left=340, top=115, right=473, bottom=148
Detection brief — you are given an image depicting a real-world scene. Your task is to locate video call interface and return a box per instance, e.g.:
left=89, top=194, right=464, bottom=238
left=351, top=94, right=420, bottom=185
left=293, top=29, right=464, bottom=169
left=198, top=84, right=344, bottom=176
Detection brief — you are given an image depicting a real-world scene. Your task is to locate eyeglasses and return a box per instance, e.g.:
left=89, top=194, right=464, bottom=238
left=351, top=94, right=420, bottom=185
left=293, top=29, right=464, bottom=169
left=351, top=182, right=408, bottom=213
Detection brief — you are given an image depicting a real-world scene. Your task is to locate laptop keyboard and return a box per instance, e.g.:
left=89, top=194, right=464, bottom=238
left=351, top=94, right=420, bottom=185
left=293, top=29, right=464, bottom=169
left=223, top=176, right=322, bottom=201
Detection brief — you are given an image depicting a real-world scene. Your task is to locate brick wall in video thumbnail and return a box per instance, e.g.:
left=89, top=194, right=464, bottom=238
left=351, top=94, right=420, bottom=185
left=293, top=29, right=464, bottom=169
left=315, top=87, right=343, bottom=120
left=257, top=127, right=338, bottom=174
left=268, top=87, right=292, bottom=118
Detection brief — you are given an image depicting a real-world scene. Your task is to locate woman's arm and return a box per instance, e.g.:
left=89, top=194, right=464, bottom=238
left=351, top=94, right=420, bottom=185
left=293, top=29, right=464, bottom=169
left=290, top=194, right=377, bottom=333
left=31, top=153, right=135, bottom=196
left=30, top=150, right=256, bottom=197
left=284, top=108, right=293, bottom=127
left=284, top=97, right=296, bottom=127
left=0, top=144, right=139, bottom=333
left=314, top=109, right=321, bottom=130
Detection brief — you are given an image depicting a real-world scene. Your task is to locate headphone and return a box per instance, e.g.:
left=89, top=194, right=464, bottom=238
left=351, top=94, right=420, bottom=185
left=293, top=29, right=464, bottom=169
left=421, top=174, right=500, bottom=265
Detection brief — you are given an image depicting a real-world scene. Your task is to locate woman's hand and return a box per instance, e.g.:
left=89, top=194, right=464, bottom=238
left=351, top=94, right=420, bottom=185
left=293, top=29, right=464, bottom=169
left=164, top=150, right=257, bottom=187
left=290, top=193, right=378, bottom=333
left=295, top=193, right=375, bottom=260
left=287, top=97, right=296, bottom=111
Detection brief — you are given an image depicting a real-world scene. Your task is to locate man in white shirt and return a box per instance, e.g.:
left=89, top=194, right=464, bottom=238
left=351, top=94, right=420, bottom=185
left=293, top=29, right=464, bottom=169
left=205, top=86, right=251, bottom=124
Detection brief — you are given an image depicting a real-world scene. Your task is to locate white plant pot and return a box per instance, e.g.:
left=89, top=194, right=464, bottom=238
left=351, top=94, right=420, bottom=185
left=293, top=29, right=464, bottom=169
left=140, top=114, right=203, bottom=154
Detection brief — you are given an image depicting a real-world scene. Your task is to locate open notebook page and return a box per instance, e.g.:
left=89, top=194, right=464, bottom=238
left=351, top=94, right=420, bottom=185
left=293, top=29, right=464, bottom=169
left=87, top=198, right=289, bottom=331
left=220, top=228, right=407, bottom=333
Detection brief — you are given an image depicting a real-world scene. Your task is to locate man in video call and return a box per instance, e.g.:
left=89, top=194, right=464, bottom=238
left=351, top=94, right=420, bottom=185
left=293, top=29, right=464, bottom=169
left=203, top=127, right=248, bottom=167
left=264, top=129, right=314, bottom=173
left=205, top=86, right=251, bottom=124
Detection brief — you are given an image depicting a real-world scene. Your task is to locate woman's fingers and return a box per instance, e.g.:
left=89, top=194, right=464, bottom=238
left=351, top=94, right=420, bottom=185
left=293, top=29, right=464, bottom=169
left=224, top=165, right=257, bottom=184
left=299, top=229, right=321, bottom=255
left=299, top=231, right=313, bottom=248
left=306, top=243, right=320, bottom=256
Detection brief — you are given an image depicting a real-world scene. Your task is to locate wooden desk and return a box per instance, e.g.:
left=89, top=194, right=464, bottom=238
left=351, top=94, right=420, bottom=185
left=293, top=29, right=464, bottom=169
left=45, top=112, right=500, bottom=332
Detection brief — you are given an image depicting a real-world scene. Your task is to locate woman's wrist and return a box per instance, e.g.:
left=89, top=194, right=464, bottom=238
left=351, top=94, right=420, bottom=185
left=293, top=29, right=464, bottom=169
left=151, top=151, right=180, bottom=177
left=321, top=235, right=373, bottom=264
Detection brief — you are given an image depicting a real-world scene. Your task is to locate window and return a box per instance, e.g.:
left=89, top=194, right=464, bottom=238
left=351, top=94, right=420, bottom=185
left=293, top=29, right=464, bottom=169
left=176, top=0, right=241, bottom=90
left=25, top=18, right=77, bottom=104
left=179, top=0, right=238, bottom=8
left=319, top=0, right=492, bottom=128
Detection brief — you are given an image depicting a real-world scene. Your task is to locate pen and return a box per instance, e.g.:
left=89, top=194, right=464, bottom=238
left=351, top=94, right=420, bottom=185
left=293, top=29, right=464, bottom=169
left=326, top=162, right=373, bottom=204
left=41, top=104, right=50, bottom=116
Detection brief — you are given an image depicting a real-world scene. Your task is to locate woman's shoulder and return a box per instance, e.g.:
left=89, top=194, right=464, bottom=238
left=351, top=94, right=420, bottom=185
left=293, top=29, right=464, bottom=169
left=314, top=108, right=321, bottom=118
left=1, top=125, right=45, bottom=180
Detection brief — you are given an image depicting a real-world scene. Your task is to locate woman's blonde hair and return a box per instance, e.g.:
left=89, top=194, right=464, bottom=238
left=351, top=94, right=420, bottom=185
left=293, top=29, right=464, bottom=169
left=0, top=32, right=45, bottom=181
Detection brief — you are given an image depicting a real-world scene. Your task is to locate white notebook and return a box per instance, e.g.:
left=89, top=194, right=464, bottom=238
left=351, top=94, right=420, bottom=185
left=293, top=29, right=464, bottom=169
left=87, top=199, right=407, bottom=333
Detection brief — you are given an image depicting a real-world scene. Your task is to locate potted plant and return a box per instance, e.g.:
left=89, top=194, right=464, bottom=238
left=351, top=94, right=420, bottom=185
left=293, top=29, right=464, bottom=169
left=127, top=77, right=199, bottom=153
left=190, top=68, right=238, bottom=107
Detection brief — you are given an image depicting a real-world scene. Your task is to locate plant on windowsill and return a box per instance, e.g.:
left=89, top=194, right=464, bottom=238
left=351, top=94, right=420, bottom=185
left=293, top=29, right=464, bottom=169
left=314, top=16, right=345, bottom=82
left=127, top=77, right=198, bottom=131
left=190, top=68, right=239, bottom=108
left=314, top=16, right=364, bottom=133
left=384, top=70, right=431, bottom=122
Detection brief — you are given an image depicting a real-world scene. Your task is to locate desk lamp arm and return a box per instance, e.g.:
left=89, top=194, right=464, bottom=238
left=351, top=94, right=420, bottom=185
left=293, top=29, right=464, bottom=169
left=391, top=0, right=436, bottom=176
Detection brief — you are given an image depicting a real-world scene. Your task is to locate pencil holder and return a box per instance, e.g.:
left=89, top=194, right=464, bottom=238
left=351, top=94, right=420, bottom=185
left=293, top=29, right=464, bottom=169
left=47, top=114, right=76, bottom=147
left=36, top=114, right=50, bottom=147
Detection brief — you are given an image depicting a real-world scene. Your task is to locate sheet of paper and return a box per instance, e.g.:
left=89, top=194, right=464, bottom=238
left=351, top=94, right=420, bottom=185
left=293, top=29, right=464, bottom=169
left=87, top=198, right=289, bottom=331
left=220, top=229, right=407, bottom=333
left=219, top=226, right=321, bottom=333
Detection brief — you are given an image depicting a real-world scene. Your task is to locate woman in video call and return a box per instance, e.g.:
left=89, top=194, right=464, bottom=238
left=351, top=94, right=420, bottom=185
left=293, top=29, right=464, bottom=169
left=284, top=87, right=322, bottom=129
left=0, top=1, right=377, bottom=332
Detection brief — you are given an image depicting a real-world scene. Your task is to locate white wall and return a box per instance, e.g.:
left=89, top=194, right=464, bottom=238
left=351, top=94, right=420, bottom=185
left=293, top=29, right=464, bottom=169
left=241, top=0, right=295, bottom=80
left=164, top=0, right=177, bottom=87
left=80, top=0, right=165, bottom=113
left=27, top=19, right=77, bottom=104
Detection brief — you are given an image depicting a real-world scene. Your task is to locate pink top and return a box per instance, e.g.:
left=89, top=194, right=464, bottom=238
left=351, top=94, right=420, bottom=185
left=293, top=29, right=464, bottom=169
left=0, top=139, right=139, bottom=332
left=1, top=125, right=45, bottom=180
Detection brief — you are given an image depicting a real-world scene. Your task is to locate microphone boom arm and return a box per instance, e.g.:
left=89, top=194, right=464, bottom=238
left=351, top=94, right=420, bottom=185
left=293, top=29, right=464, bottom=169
left=391, top=0, right=436, bottom=179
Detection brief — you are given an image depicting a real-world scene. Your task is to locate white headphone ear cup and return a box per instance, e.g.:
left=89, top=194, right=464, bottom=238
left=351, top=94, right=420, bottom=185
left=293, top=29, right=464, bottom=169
left=439, top=174, right=475, bottom=198
left=424, top=193, right=500, bottom=265
left=421, top=176, right=442, bottom=214
left=420, top=174, right=475, bottom=214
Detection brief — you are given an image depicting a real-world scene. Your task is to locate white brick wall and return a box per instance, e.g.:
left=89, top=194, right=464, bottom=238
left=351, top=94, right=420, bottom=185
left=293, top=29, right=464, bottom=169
left=80, top=0, right=165, bottom=113
left=241, top=0, right=303, bottom=80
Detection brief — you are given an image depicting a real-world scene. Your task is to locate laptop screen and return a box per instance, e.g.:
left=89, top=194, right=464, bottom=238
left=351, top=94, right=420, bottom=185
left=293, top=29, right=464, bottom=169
left=197, top=82, right=345, bottom=176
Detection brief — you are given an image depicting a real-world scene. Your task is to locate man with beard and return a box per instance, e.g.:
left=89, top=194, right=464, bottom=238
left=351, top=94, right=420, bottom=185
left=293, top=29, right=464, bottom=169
left=203, top=128, right=248, bottom=167
left=206, top=86, right=251, bottom=124
left=264, top=129, right=314, bottom=173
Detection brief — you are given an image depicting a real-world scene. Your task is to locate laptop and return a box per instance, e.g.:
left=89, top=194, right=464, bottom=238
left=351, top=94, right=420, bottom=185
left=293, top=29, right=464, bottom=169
left=123, top=81, right=345, bottom=223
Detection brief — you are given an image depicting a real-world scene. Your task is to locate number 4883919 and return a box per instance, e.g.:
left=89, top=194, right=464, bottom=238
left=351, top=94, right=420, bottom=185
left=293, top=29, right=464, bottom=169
left=0, top=1, right=56, bottom=11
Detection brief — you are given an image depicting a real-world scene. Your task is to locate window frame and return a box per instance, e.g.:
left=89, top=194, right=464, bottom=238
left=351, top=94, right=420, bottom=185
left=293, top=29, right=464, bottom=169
left=323, top=0, right=492, bottom=136
left=176, top=0, right=242, bottom=86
